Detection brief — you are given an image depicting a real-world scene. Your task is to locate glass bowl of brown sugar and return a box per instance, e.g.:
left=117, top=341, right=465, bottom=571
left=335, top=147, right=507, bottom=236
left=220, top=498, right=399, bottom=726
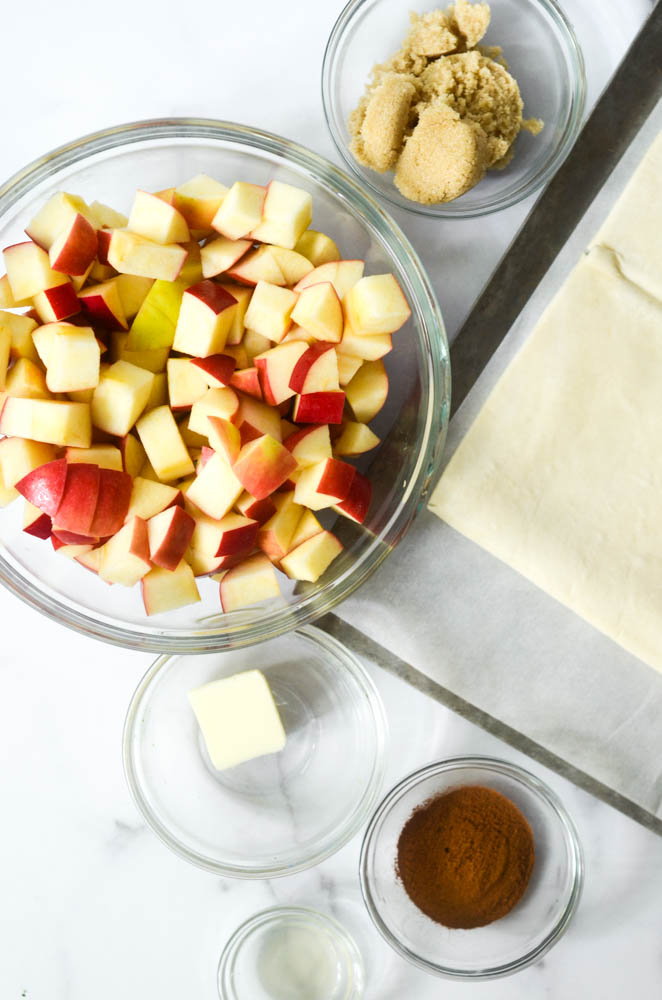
left=359, top=756, right=583, bottom=979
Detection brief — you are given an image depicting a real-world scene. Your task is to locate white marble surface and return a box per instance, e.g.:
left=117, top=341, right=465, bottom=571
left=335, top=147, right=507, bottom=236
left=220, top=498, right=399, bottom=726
left=2, top=0, right=661, bottom=997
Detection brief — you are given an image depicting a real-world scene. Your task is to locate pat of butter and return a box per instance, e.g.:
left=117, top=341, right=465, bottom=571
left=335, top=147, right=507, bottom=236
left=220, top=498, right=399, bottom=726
left=188, top=669, right=286, bottom=771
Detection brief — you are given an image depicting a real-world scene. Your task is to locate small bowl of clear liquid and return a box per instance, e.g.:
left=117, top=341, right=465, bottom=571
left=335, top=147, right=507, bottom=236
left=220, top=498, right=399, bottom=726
left=217, top=906, right=365, bottom=1000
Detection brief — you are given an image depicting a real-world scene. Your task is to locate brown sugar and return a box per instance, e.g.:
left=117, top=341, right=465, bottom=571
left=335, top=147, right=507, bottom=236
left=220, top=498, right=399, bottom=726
left=348, top=1, right=542, bottom=203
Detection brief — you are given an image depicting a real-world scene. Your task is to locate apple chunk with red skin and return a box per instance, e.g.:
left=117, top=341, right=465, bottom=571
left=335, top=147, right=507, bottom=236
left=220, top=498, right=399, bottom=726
left=290, top=282, right=343, bottom=344
left=127, top=190, right=190, bottom=244
left=172, top=281, right=238, bottom=358
left=126, top=476, right=182, bottom=521
left=230, top=368, right=261, bottom=399
left=186, top=451, right=243, bottom=520
left=233, top=435, right=297, bottom=500
left=333, top=469, right=372, bottom=524
left=107, top=230, right=188, bottom=282
left=89, top=468, right=133, bottom=537
left=191, top=511, right=258, bottom=558
left=284, top=424, right=332, bottom=468
left=190, top=353, right=236, bottom=388
left=218, top=552, right=280, bottom=613
left=244, top=281, right=297, bottom=344
left=257, top=491, right=303, bottom=562
left=78, top=279, right=128, bottom=331
left=3, top=242, right=69, bottom=300
left=234, top=490, right=276, bottom=525
left=15, top=457, right=68, bottom=515
left=52, top=462, right=101, bottom=534
left=22, top=500, right=52, bottom=539
left=207, top=415, right=241, bottom=464
left=280, top=530, right=343, bottom=583
left=147, top=504, right=195, bottom=571
left=0, top=397, right=92, bottom=448
left=142, top=561, right=200, bottom=616
left=254, top=341, right=307, bottom=406
left=33, top=280, right=81, bottom=324
left=211, top=181, right=266, bottom=240
left=344, top=274, right=411, bottom=336
left=200, top=236, right=251, bottom=278
left=250, top=181, right=313, bottom=250
left=345, top=360, right=388, bottom=423
left=49, top=213, right=98, bottom=276
left=98, top=516, right=152, bottom=586
left=234, top=392, right=282, bottom=443
left=226, top=246, right=286, bottom=287
left=294, top=457, right=355, bottom=510
left=292, top=391, right=345, bottom=425
left=289, top=343, right=339, bottom=394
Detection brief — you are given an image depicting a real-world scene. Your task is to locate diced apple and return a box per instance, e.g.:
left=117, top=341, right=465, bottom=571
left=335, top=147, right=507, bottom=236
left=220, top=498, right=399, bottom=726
left=0, top=438, right=56, bottom=492
left=65, top=445, right=123, bottom=470
left=226, top=246, right=286, bottom=287
left=25, top=192, right=94, bottom=249
left=234, top=392, right=281, bottom=442
left=244, top=281, right=297, bottom=343
left=112, top=332, right=169, bottom=374
left=332, top=469, right=372, bottom=524
left=294, top=456, right=356, bottom=510
left=250, top=181, right=313, bottom=250
left=284, top=424, right=332, bottom=468
left=337, top=325, right=392, bottom=361
left=289, top=343, right=339, bottom=394
left=172, top=281, right=237, bottom=357
left=288, top=508, right=323, bottom=549
left=281, top=324, right=313, bottom=345
left=233, top=435, right=297, bottom=500
left=280, top=530, right=342, bottom=582
left=33, top=279, right=81, bottom=324
left=290, top=282, right=343, bottom=343
left=0, top=274, right=31, bottom=308
left=268, top=247, right=314, bottom=285
left=217, top=282, right=252, bottom=345
left=53, top=541, right=94, bottom=559
left=98, top=516, right=152, bottom=586
left=334, top=421, right=380, bottom=456
left=89, top=259, right=116, bottom=282
left=234, top=493, right=275, bottom=527
left=91, top=360, right=154, bottom=436
left=88, top=200, right=128, bottom=230
left=78, top=279, right=128, bottom=331
left=191, top=510, right=258, bottom=558
left=230, top=367, right=261, bottom=399
left=125, top=278, right=185, bottom=353
left=200, top=236, right=251, bottom=278
left=115, top=434, right=143, bottom=481
left=22, top=500, right=52, bottom=538
left=178, top=416, right=208, bottom=449
left=147, top=504, right=195, bottom=570
left=189, top=387, right=240, bottom=437
left=14, top=457, right=68, bottom=514
left=242, top=329, right=272, bottom=364
left=53, top=462, right=100, bottom=534
left=45, top=324, right=100, bottom=393
left=345, top=360, right=388, bottom=423
left=48, top=213, right=98, bottom=275
left=126, top=476, right=181, bottom=522
left=2, top=311, right=38, bottom=363
left=127, top=190, right=190, bottom=244
left=136, top=404, right=194, bottom=481
left=166, top=358, right=209, bottom=410
left=344, top=274, right=411, bottom=335
left=5, top=358, right=49, bottom=399
left=89, top=468, right=133, bottom=536
left=3, top=242, right=67, bottom=300
left=172, top=175, right=228, bottom=229
left=206, top=415, right=241, bottom=464
left=186, top=548, right=242, bottom=577
left=143, top=371, right=168, bottom=412
left=0, top=328, right=8, bottom=390
left=218, top=552, right=280, bottom=612
left=254, top=341, right=307, bottom=406
left=294, top=259, right=364, bottom=298
left=212, top=181, right=266, bottom=239
left=257, top=491, right=303, bottom=562
left=186, top=451, right=243, bottom=519
left=107, top=230, right=188, bottom=281
left=292, top=391, right=345, bottom=424
left=142, top=561, right=200, bottom=615
left=190, top=353, right=236, bottom=389
left=116, top=274, right=154, bottom=320
left=0, top=397, right=91, bottom=447
left=76, top=547, right=103, bottom=574
left=294, top=230, right=340, bottom=266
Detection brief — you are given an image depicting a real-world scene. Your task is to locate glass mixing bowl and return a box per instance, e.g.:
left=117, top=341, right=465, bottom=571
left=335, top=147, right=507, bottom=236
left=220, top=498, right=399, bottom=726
left=123, top=626, right=387, bottom=877
left=322, top=0, right=586, bottom=218
left=0, top=119, right=449, bottom=652
left=360, top=757, right=583, bottom=979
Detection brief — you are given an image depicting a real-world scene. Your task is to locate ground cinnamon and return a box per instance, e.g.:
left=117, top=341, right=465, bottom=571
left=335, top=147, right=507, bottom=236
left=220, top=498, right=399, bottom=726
left=396, top=785, right=534, bottom=929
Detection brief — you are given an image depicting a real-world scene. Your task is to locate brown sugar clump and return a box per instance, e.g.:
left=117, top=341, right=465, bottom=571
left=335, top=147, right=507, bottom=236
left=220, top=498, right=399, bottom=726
left=395, top=103, right=488, bottom=203
left=350, top=73, right=418, bottom=172
left=347, top=1, right=542, bottom=204
left=420, top=51, right=524, bottom=167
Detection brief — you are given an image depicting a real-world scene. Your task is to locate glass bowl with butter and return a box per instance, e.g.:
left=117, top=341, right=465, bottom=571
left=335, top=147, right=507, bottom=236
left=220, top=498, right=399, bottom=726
left=322, top=0, right=586, bottom=218
left=123, top=625, right=387, bottom=877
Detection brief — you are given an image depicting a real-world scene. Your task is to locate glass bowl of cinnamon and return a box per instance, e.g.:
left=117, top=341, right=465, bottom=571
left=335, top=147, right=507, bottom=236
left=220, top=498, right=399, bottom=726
left=359, top=756, right=583, bottom=979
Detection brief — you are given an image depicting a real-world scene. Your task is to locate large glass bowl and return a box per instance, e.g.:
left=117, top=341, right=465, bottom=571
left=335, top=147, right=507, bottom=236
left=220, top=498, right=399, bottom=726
left=322, top=0, right=586, bottom=218
left=0, top=119, right=449, bottom=652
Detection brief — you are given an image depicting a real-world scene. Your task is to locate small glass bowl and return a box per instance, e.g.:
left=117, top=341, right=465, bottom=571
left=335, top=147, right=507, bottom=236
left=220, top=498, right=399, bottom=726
left=123, top=626, right=387, bottom=878
left=217, top=906, right=365, bottom=1000
left=360, top=756, right=583, bottom=979
left=322, top=0, right=586, bottom=218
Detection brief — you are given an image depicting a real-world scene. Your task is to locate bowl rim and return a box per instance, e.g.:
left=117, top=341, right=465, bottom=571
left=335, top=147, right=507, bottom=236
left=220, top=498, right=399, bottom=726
left=321, top=0, right=587, bottom=219
left=123, top=624, right=389, bottom=878
left=0, top=117, right=450, bottom=652
left=359, top=755, right=584, bottom=979
left=216, top=905, right=366, bottom=1000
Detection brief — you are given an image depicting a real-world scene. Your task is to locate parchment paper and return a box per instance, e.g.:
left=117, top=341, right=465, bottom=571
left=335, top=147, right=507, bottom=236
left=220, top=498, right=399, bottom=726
left=325, top=99, right=662, bottom=833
